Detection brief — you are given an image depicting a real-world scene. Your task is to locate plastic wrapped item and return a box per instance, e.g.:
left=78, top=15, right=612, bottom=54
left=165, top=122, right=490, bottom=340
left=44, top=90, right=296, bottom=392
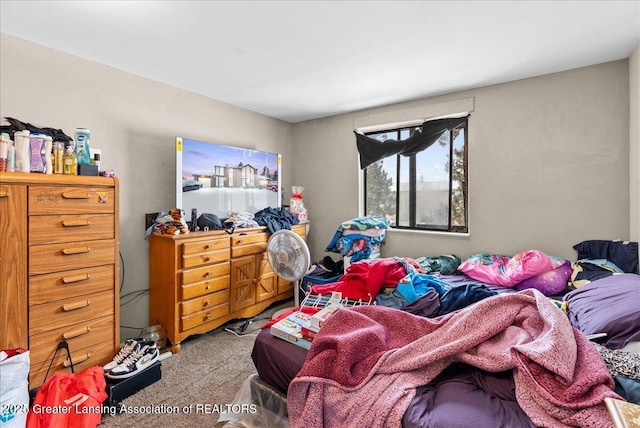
left=290, top=186, right=308, bottom=222
left=0, top=349, right=30, bottom=428
left=218, top=373, right=289, bottom=428
left=140, top=324, right=167, bottom=349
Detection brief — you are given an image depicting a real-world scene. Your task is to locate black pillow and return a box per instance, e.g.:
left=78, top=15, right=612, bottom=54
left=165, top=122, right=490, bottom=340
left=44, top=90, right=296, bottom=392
left=573, top=240, right=638, bottom=274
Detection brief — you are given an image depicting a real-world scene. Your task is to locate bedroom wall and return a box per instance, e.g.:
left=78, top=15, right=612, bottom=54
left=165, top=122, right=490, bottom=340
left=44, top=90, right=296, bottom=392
left=0, top=33, right=294, bottom=339
left=292, top=60, right=631, bottom=264
left=630, top=43, right=639, bottom=244
left=0, top=32, right=634, bottom=338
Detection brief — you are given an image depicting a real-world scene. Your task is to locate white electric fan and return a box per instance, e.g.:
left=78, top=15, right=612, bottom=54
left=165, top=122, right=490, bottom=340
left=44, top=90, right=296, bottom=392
left=266, top=229, right=311, bottom=315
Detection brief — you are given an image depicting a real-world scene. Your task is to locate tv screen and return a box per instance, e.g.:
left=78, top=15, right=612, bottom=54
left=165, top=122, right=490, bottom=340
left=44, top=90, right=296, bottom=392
left=176, top=137, right=281, bottom=225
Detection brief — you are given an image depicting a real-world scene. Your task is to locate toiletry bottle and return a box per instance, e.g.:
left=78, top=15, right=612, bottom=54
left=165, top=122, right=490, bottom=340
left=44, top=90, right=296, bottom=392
left=63, top=146, right=78, bottom=175
left=54, top=142, right=64, bottom=174
left=75, top=128, right=91, bottom=165
left=7, top=140, right=15, bottom=172
left=14, top=130, right=31, bottom=173
left=0, top=133, right=8, bottom=171
left=44, top=136, right=53, bottom=174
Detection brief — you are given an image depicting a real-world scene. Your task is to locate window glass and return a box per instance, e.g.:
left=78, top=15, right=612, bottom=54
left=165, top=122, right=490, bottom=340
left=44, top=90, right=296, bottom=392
left=363, top=119, right=468, bottom=233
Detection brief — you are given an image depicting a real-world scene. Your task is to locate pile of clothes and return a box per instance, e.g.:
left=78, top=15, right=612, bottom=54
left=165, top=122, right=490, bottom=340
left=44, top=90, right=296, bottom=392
left=325, top=216, right=388, bottom=263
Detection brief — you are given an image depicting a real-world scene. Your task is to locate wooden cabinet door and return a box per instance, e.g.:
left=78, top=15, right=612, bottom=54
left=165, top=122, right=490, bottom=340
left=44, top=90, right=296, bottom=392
left=230, top=255, right=257, bottom=311
left=0, top=184, right=28, bottom=349
left=256, top=252, right=276, bottom=302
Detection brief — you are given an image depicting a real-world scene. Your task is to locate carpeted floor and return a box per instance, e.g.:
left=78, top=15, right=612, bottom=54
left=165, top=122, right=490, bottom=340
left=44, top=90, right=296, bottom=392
left=99, top=300, right=292, bottom=428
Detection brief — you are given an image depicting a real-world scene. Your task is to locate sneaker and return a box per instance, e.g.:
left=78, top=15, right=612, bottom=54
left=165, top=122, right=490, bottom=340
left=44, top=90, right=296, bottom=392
left=105, top=344, right=160, bottom=380
left=104, top=338, right=153, bottom=371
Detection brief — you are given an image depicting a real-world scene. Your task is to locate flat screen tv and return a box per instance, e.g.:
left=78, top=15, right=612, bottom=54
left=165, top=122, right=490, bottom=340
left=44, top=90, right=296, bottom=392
left=176, top=137, right=281, bottom=225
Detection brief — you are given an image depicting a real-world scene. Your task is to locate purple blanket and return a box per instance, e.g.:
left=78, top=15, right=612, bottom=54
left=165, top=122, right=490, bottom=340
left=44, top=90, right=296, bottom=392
left=288, top=289, right=619, bottom=427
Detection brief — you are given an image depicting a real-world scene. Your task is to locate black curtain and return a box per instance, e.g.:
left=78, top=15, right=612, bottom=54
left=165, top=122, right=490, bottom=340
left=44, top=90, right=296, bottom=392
left=354, top=115, right=469, bottom=169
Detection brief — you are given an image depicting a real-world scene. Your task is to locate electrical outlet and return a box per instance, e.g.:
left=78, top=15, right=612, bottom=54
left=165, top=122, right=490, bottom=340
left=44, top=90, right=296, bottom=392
left=145, top=212, right=159, bottom=230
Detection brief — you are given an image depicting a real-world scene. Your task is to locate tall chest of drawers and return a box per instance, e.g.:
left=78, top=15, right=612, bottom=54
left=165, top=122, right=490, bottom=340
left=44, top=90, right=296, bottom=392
left=0, top=172, right=120, bottom=387
left=149, top=224, right=306, bottom=353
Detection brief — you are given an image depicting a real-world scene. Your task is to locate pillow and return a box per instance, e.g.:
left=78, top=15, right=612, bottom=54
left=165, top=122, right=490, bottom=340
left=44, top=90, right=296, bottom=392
left=564, top=273, right=640, bottom=350
left=573, top=240, right=638, bottom=274
left=459, top=250, right=553, bottom=287
left=515, top=260, right=572, bottom=296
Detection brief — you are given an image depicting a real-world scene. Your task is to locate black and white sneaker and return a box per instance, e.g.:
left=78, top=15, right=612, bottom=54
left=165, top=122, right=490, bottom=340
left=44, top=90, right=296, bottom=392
left=105, top=344, right=159, bottom=380
left=104, top=338, right=153, bottom=371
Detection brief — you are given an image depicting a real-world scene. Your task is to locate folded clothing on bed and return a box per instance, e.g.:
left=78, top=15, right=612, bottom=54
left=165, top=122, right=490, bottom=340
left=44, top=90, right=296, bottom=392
left=288, top=289, right=620, bottom=428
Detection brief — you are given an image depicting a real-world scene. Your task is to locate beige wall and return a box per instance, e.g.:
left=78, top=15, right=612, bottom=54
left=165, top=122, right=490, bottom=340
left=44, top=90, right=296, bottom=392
left=293, top=60, right=631, bottom=262
left=0, top=32, right=634, bottom=337
left=0, top=33, right=293, bottom=338
left=630, top=44, right=639, bottom=243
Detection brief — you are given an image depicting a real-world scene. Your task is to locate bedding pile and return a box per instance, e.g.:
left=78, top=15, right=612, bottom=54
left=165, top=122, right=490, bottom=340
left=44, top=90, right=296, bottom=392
left=288, top=289, right=619, bottom=428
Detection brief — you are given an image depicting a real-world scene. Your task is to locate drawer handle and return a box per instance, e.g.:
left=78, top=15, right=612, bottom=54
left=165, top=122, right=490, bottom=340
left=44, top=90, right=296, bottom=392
left=61, top=191, right=91, bottom=199
left=204, top=244, right=212, bottom=250
left=62, top=273, right=91, bottom=284
left=203, top=272, right=211, bottom=278
left=62, top=247, right=91, bottom=255
left=204, top=313, right=211, bottom=321
left=62, top=220, right=91, bottom=227
left=202, top=300, right=209, bottom=307
left=205, top=285, right=211, bottom=290
left=0, top=191, right=8, bottom=198
left=62, top=300, right=91, bottom=312
left=203, top=257, right=211, bottom=262
left=62, top=326, right=91, bottom=339
left=63, top=352, right=91, bottom=367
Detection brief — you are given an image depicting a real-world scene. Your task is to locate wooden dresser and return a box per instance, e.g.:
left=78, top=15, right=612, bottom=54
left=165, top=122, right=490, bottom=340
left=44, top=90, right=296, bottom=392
left=149, top=224, right=306, bottom=353
left=0, top=172, right=120, bottom=387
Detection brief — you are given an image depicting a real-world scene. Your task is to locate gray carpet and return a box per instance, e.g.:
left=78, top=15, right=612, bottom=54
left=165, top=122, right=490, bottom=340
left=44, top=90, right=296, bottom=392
left=99, top=300, right=292, bottom=428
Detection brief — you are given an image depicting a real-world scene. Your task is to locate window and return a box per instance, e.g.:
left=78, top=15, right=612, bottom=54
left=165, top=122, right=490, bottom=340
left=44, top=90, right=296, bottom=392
left=362, top=118, right=468, bottom=233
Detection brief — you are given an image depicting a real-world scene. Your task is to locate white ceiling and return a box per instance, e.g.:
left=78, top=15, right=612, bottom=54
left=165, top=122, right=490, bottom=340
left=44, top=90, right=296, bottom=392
left=1, top=1, right=639, bottom=123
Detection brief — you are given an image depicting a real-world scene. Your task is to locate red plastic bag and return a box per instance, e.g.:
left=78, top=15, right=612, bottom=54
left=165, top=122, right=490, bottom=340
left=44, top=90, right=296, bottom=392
left=26, top=366, right=107, bottom=428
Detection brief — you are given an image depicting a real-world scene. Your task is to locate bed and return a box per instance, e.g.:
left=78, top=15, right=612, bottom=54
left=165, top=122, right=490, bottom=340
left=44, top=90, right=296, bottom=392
left=223, top=240, right=640, bottom=427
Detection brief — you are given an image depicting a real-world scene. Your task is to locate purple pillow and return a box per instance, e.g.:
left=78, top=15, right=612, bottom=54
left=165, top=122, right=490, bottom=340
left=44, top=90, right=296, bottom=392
left=515, top=260, right=572, bottom=296
left=565, top=273, right=640, bottom=349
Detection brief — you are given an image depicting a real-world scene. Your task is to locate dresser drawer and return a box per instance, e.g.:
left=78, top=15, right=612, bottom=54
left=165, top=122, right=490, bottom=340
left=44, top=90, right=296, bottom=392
left=29, top=290, right=115, bottom=336
left=28, top=315, right=115, bottom=365
left=29, top=340, right=115, bottom=387
left=29, top=239, right=115, bottom=275
left=182, top=238, right=229, bottom=256
left=28, top=186, right=115, bottom=215
left=180, top=303, right=229, bottom=332
left=182, top=262, right=229, bottom=285
left=182, top=247, right=230, bottom=269
left=181, top=289, right=230, bottom=317
left=29, top=214, right=115, bottom=245
left=231, top=233, right=267, bottom=257
left=182, top=276, right=229, bottom=300
left=29, top=265, right=114, bottom=305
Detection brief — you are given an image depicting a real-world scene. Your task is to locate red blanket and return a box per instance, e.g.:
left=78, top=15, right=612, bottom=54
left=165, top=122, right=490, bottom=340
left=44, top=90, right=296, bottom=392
left=287, top=289, right=619, bottom=427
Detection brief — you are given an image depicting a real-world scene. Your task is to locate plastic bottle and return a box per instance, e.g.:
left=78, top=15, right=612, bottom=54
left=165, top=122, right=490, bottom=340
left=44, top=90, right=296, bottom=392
left=14, top=130, right=30, bottom=173
left=7, top=140, right=15, bottom=172
left=75, top=128, right=91, bottom=165
left=44, top=136, right=53, bottom=174
left=54, top=142, right=64, bottom=174
left=0, top=133, right=8, bottom=172
left=63, top=146, right=77, bottom=175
